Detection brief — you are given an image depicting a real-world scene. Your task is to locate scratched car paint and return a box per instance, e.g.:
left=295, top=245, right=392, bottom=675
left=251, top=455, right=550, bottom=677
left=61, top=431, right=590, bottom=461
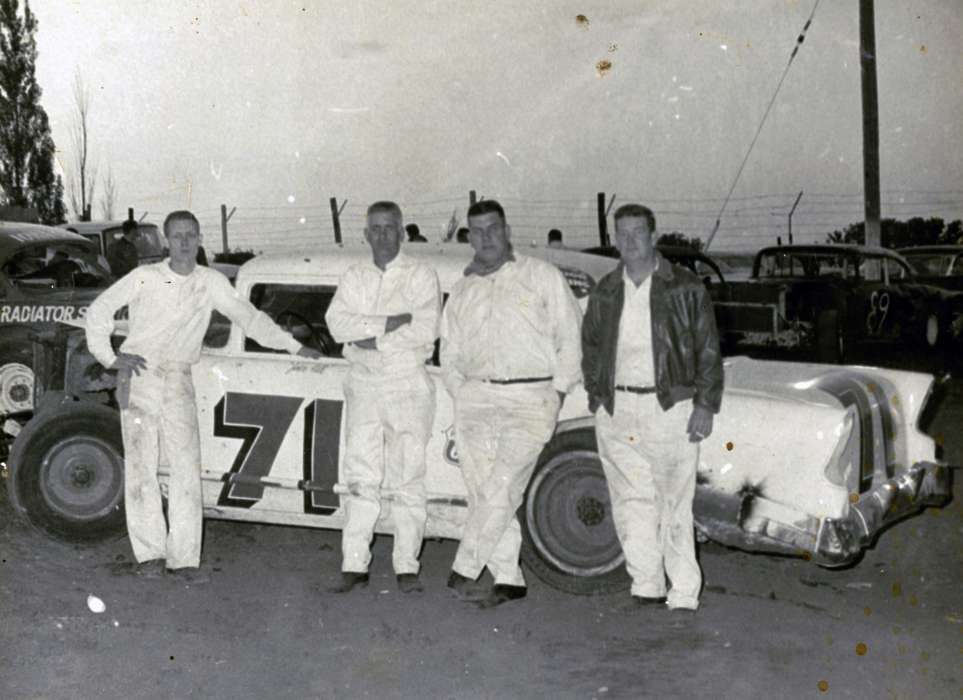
left=4, top=243, right=951, bottom=594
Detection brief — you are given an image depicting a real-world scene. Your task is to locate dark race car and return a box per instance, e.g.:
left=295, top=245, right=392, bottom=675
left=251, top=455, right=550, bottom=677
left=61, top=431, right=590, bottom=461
left=0, top=221, right=112, bottom=424
left=714, top=244, right=963, bottom=365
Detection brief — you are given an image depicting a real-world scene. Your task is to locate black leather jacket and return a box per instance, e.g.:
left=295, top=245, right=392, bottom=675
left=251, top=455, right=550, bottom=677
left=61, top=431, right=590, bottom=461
left=581, top=255, right=724, bottom=417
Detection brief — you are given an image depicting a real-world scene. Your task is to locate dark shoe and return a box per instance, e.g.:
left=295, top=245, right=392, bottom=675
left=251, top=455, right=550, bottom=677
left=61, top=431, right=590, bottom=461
left=133, top=559, right=166, bottom=579
left=166, top=567, right=210, bottom=584
left=328, top=572, right=369, bottom=594
left=633, top=595, right=667, bottom=607
left=446, top=571, right=487, bottom=601
left=476, top=584, right=527, bottom=609
left=396, top=573, right=424, bottom=593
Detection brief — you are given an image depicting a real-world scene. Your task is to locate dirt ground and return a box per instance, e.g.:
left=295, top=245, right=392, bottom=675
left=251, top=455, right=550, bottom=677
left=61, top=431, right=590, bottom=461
left=1, top=387, right=960, bottom=700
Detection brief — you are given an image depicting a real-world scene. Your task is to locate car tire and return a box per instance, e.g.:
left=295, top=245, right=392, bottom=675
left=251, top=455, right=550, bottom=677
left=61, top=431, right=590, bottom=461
left=8, top=402, right=126, bottom=543
left=815, top=310, right=845, bottom=364
left=520, top=429, right=630, bottom=595
left=0, top=338, right=35, bottom=417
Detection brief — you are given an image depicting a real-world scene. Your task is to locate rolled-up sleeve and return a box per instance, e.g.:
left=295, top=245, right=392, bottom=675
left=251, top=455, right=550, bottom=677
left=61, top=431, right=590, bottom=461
left=209, top=273, right=302, bottom=354
left=85, top=271, right=139, bottom=368
left=325, top=267, right=389, bottom=343
left=547, top=267, right=584, bottom=395
left=376, top=265, right=440, bottom=353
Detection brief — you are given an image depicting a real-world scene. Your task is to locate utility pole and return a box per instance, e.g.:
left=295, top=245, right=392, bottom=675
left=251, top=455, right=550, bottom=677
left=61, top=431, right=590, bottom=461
left=127, top=207, right=134, bottom=222
left=469, top=190, right=477, bottom=208
left=220, top=204, right=236, bottom=253
left=788, top=190, right=803, bottom=245
left=860, top=0, right=881, bottom=248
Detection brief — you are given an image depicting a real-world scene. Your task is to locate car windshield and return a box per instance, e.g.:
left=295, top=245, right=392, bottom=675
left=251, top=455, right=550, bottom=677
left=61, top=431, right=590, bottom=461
left=903, top=253, right=955, bottom=276
left=106, top=224, right=165, bottom=258
left=2, top=242, right=111, bottom=291
left=757, top=251, right=855, bottom=279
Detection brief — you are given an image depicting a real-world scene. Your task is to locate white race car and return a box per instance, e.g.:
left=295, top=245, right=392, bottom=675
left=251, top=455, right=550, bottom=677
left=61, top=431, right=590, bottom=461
left=5, top=243, right=951, bottom=594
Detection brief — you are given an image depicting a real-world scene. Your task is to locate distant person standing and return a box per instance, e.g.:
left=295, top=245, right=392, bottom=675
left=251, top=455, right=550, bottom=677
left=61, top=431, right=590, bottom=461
left=405, top=223, right=428, bottom=243
left=108, top=219, right=140, bottom=278
left=547, top=229, right=564, bottom=248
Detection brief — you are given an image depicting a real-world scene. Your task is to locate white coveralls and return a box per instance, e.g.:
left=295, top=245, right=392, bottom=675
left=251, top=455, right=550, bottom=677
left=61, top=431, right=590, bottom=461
left=325, top=252, right=440, bottom=575
left=86, top=262, right=302, bottom=569
left=441, top=255, right=582, bottom=587
left=595, top=269, right=702, bottom=609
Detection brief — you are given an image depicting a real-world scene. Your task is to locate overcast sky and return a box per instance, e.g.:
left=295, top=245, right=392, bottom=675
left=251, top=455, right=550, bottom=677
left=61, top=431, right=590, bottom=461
left=28, top=0, right=963, bottom=252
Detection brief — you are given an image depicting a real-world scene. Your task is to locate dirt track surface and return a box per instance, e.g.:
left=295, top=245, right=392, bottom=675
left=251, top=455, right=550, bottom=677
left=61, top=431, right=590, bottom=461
left=1, top=388, right=961, bottom=699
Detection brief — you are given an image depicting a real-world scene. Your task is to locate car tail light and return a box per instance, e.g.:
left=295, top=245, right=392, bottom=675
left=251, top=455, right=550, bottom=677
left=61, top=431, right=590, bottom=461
left=824, top=407, right=859, bottom=489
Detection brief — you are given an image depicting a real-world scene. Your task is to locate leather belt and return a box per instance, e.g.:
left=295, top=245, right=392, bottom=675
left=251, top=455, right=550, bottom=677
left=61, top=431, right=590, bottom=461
left=615, top=385, right=657, bottom=395
left=479, top=376, right=553, bottom=385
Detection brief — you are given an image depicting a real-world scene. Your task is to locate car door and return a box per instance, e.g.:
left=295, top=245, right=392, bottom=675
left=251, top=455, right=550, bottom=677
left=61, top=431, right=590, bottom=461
left=191, top=275, right=350, bottom=528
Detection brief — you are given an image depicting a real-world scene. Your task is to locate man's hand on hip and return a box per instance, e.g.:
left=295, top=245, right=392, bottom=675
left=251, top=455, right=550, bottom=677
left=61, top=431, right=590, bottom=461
left=385, top=313, right=412, bottom=333
left=687, top=404, right=714, bottom=443
left=297, top=346, right=324, bottom=359
left=111, top=353, right=147, bottom=376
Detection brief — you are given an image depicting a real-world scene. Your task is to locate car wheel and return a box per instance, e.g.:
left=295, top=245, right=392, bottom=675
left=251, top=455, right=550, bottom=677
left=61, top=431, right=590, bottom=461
left=8, top=402, right=126, bottom=542
left=0, top=341, right=35, bottom=416
left=815, top=310, right=845, bottom=364
left=520, top=430, right=630, bottom=595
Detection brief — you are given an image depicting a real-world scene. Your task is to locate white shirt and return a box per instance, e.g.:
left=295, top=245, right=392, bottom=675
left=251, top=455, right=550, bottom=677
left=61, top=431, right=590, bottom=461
left=325, top=252, right=441, bottom=377
left=440, top=254, right=583, bottom=396
left=615, top=266, right=656, bottom=387
left=85, top=261, right=302, bottom=368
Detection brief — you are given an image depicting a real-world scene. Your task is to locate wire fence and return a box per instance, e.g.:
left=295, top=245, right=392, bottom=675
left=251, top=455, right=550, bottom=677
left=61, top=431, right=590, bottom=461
left=125, top=189, right=963, bottom=255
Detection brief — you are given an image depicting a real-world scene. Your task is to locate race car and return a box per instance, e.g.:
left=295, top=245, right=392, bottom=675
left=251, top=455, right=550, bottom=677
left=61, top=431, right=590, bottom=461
left=0, top=221, right=112, bottom=423
left=714, top=245, right=963, bottom=365
left=4, top=243, right=951, bottom=594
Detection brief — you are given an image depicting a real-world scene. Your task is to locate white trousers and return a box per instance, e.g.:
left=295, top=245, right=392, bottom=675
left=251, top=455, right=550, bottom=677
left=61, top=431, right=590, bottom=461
left=595, top=394, right=702, bottom=609
left=452, top=381, right=560, bottom=587
left=120, top=364, right=202, bottom=570
left=340, top=368, right=434, bottom=575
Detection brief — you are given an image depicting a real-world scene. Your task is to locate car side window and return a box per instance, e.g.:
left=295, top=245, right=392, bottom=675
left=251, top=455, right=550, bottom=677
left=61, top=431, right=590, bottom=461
left=2, top=244, right=110, bottom=291
left=244, top=283, right=343, bottom=358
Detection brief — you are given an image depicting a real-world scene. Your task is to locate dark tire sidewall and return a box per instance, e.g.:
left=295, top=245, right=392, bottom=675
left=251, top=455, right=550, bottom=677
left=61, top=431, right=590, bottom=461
left=9, top=404, right=126, bottom=542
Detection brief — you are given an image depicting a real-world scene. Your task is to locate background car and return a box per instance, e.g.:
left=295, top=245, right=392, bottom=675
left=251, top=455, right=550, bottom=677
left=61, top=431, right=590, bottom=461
left=63, top=220, right=166, bottom=267
left=0, top=221, right=112, bottom=428
left=4, top=243, right=950, bottom=595
left=897, top=245, right=963, bottom=292
left=714, top=244, right=963, bottom=365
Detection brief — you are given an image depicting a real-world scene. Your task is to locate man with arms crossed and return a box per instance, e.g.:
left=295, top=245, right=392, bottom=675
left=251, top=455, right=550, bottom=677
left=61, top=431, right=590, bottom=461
left=582, top=203, right=723, bottom=611
left=441, top=200, right=582, bottom=608
left=325, top=201, right=441, bottom=594
left=86, top=210, right=320, bottom=581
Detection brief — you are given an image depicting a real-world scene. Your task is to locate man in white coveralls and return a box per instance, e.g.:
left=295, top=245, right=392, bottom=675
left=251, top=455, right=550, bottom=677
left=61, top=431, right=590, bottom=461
left=325, top=201, right=441, bottom=594
left=441, top=199, right=582, bottom=608
left=85, top=210, right=320, bottom=581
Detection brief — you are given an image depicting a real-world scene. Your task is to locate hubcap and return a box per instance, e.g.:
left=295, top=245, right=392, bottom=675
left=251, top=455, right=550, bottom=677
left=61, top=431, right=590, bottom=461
left=39, top=436, right=123, bottom=521
left=526, top=450, right=624, bottom=577
left=0, top=362, right=34, bottom=415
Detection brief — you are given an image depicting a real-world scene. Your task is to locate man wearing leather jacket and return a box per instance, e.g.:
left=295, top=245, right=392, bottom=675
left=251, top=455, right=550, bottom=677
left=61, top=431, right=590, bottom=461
left=581, top=203, right=723, bottom=611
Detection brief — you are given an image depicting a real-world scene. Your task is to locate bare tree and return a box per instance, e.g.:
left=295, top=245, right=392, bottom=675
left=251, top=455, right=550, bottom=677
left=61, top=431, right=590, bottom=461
left=99, top=166, right=116, bottom=219
left=68, top=71, right=96, bottom=220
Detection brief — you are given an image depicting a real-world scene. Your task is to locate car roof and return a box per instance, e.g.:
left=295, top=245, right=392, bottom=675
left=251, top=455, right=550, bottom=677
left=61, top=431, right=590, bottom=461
left=755, top=244, right=904, bottom=259
left=0, top=221, right=98, bottom=258
left=896, top=245, right=963, bottom=254
left=62, top=221, right=159, bottom=235
left=237, top=242, right=618, bottom=289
